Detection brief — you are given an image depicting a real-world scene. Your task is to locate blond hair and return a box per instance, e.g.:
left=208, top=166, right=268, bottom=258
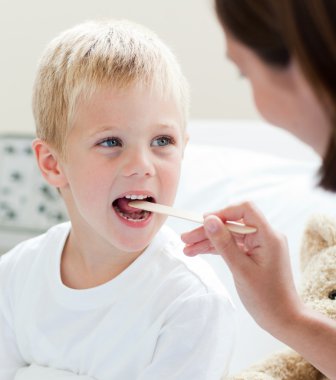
left=32, top=20, right=189, bottom=156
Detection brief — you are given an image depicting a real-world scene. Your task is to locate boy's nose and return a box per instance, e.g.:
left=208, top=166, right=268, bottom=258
left=122, top=148, right=156, bottom=177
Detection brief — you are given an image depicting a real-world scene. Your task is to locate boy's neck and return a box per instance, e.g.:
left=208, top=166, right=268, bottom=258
left=60, top=230, right=143, bottom=290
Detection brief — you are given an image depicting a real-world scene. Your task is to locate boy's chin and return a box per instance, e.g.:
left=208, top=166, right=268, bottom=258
left=112, top=230, right=157, bottom=254
left=108, top=215, right=166, bottom=253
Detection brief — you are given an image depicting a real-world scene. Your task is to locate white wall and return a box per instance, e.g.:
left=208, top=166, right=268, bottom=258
left=0, top=0, right=259, bottom=135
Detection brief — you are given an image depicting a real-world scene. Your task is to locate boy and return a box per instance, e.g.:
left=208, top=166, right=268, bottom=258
left=0, top=20, right=234, bottom=379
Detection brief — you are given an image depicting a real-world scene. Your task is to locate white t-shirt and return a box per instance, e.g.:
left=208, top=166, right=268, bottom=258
left=0, top=222, right=235, bottom=380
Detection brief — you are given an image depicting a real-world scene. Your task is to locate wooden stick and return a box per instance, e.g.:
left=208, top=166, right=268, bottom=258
left=129, top=200, right=257, bottom=235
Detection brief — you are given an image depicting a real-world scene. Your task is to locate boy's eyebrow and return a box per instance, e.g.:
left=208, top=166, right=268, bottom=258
left=158, top=123, right=180, bottom=130
left=88, top=123, right=180, bottom=137
left=88, top=125, right=120, bottom=136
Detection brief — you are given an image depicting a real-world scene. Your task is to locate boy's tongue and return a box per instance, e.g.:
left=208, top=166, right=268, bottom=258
left=114, top=197, right=139, bottom=213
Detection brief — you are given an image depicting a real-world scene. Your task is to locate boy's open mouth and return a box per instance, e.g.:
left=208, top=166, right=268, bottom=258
left=112, top=194, right=155, bottom=222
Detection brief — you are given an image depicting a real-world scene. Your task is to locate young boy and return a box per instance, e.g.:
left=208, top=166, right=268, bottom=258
left=0, top=20, right=235, bottom=380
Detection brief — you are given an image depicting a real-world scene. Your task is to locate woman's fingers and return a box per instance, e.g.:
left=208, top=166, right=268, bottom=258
left=181, top=225, right=218, bottom=255
left=181, top=202, right=277, bottom=270
left=181, top=225, right=207, bottom=245
left=206, top=201, right=269, bottom=234
left=181, top=202, right=262, bottom=257
left=183, top=237, right=216, bottom=256
left=203, top=215, right=250, bottom=271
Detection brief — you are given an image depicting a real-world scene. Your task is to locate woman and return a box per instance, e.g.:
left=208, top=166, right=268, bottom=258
left=181, top=0, right=336, bottom=378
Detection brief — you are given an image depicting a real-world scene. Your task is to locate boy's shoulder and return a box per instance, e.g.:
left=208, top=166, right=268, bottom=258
left=0, top=222, right=70, bottom=282
left=155, top=225, right=231, bottom=300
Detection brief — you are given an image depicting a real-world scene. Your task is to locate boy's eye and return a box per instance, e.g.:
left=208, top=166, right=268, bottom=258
left=99, top=137, right=122, bottom=148
left=151, top=136, right=175, bottom=147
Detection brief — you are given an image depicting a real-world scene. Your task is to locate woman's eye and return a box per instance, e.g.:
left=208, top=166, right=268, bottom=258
left=152, top=136, right=175, bottom=147
left=99, top=137, right=122, bottom=148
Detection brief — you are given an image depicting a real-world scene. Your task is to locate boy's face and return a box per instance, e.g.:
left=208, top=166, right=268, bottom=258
left=58, top=84, right=187, bottom=254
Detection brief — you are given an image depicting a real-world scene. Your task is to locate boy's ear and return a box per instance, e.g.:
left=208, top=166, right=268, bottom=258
left=32, top=138, right=68, bottom=188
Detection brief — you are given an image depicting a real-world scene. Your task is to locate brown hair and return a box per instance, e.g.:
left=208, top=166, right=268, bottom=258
left=215, top=0, right=336, bottom=191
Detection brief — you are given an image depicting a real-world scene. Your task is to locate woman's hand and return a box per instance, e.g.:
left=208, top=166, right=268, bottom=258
left=181, top=201, right=304, bottom=335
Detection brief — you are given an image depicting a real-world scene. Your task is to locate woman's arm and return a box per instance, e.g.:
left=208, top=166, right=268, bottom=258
left=181, top=202, right=336, bottom=379
left=278, top=306, right=336, bottom=379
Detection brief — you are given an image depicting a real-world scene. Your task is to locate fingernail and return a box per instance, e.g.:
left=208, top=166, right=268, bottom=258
left=204, top=219, right=218, bottom=234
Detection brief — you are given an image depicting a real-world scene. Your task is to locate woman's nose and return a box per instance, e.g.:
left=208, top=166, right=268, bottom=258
left=122, top=148, right=156, bottom=177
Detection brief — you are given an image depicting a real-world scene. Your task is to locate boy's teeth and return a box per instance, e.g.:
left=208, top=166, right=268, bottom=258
left=125, top=194, right=149, bottom=200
